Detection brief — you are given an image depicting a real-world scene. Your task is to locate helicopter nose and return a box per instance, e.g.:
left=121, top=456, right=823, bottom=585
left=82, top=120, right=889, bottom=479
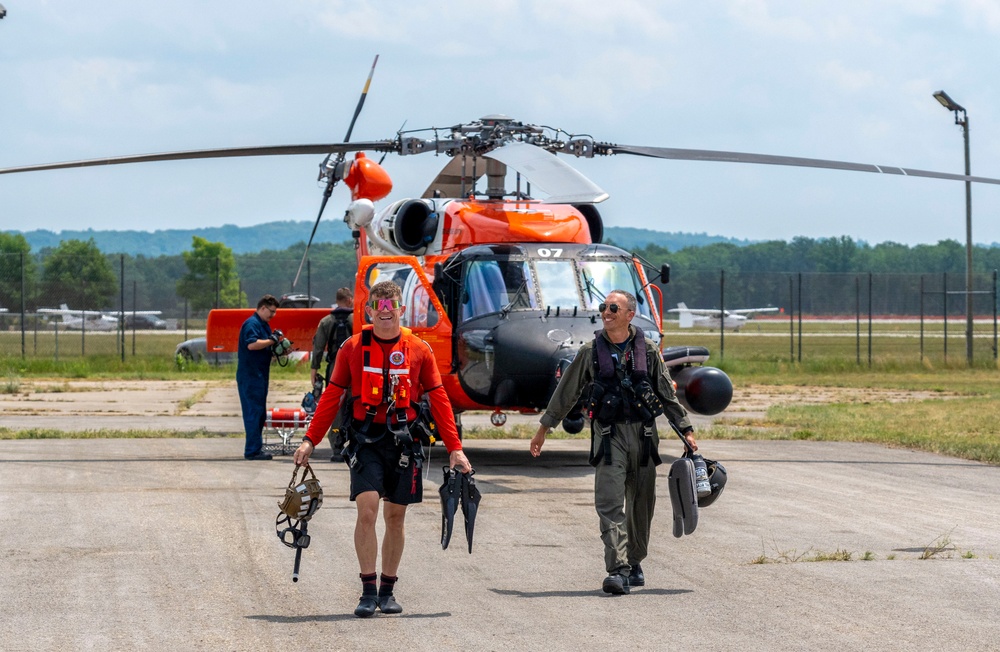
left=493, top=323, right=581, bottom=409
left=484, top=316, right=587, bottom=409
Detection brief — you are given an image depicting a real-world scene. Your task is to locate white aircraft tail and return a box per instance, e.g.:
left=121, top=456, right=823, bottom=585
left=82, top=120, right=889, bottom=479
left=676, top=302, right=694, bottom=329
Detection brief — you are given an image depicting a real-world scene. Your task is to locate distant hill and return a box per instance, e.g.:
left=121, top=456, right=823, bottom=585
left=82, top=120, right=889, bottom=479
left=8, top=221, right=751, bottom=256
left=12, top=220, right=355, bottom=256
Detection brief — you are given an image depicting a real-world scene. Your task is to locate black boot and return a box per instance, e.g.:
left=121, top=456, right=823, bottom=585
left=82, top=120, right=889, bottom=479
left=355, top=573, right=378, bottom=618
left=602, top=572, right=630, bottom=595
left=628, top=563, right=645, bottom=587
left=377, top=573, right=403, bottom=614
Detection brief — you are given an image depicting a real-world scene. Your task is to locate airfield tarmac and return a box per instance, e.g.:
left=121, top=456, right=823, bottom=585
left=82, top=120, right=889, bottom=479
left=2, top=381, right=999, bottom=651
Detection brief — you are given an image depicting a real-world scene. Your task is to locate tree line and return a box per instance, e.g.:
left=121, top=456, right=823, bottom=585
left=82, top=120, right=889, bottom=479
left=2, top=231, right=997, bottom=317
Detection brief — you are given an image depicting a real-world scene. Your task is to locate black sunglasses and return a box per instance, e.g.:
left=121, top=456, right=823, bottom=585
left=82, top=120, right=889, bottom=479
left=598, top=303, right=621, bottom=314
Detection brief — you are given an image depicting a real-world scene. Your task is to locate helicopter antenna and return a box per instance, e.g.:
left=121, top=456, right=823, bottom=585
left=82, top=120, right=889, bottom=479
left=292, top=55, right=379, bottom=288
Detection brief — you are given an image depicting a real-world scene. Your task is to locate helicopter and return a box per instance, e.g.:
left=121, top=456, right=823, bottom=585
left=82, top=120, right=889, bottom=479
left=4, top=69, right=1000, bottom=432
left=193, top=111, right=750, bottom=430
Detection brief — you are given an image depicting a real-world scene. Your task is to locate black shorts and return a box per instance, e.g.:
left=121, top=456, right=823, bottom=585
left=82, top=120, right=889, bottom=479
left=348, top=433, right=423, bottom=505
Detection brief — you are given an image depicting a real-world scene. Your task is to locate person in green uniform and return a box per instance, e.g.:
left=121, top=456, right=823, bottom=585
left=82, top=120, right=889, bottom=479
left=530, top=289, right=698, bottom=595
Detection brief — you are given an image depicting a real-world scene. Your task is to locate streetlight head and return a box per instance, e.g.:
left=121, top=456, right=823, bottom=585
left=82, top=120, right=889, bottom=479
left=933, top=90, right=965, bottom=113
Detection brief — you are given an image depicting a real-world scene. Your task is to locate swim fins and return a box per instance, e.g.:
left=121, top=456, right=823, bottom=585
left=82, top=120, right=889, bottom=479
left=460, top=470, right=482, bottom=553
left=439, top=466, right=460, bottom=549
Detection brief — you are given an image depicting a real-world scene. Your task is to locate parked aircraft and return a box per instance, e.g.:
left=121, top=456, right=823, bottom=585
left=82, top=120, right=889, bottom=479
left=37, top=304, right=163, bottom=331
left=669, top=302, right=780, bottom=332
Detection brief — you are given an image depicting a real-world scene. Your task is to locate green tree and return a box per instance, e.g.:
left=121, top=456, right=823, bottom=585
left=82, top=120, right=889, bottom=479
left=812, top=236, right=859, bottom=273
left=0, top=232, right=38, bottom=310
left=236, top=241, right=359, bottom=305
left=40, top=238, right=117, bottom=308
left=177, top=237, right=245, bottom=311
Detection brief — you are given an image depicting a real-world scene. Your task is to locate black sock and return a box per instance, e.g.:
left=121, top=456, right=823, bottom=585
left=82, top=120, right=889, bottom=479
left=360, top=572, right=378, bottom=597
left=378, top=573, right=398, bottom=598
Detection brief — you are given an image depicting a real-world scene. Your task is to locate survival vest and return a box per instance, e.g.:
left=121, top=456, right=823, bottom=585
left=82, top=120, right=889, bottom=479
left=349, top=326, right=414, bottom=442
left=588, top=326, right=649, bottom=423
left=340, top=326, right=426, bottom=473
left=587, top=326, right=664, bottom=466
left=359, top=325, right=412, bottom=410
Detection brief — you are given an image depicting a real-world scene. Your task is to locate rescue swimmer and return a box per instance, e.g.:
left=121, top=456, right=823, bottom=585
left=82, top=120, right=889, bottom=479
left=294, top=280, right=472, bottom=618
left=530, top=289, right=697, bottom=595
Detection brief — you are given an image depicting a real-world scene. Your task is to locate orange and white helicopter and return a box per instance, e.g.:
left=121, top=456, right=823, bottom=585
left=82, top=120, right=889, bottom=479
left=5, top=67, right=1000, bottom=430
left=198, top=113, right=736, bottom=429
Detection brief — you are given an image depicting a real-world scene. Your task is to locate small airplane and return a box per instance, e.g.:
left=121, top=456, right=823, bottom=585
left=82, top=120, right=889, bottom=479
left=669, top=302, right=780, bottom=332
left=37, top=304, right=162, bottom=331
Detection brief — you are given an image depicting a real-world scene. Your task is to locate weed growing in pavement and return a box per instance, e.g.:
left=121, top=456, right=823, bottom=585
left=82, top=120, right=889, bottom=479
left=811, top=549, right=854, bottom=562
left=920, top=530, right=957, bottom=560
left=749, top=533, right=974, bottom=564
left=176, top=388, right=210, bottom=414
left=2, top=373, right=20, bottom=394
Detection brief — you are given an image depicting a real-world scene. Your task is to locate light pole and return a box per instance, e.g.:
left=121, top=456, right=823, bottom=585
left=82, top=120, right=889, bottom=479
left=933, top=90, right=973, bottom=365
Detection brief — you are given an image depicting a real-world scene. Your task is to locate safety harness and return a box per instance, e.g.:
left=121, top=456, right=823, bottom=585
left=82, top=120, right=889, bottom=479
left=587, top=326, right=663, bottom=467
left=343, top=326, right=424, bottom=473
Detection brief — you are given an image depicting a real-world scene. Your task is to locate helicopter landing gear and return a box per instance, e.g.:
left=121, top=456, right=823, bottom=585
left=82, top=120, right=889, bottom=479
left=490, top=410, right=507, bottom=427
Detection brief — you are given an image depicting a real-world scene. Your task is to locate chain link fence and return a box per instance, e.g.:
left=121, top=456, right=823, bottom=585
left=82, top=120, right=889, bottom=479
left=661, top=269, right=999, bottom=366
left=2, top=252, right=997, bottom=366
left=0, top=252, right=353, bottom=362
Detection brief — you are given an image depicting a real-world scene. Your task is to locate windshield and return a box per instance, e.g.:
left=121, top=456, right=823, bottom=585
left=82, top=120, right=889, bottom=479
left=458, top=252, right=655, bottom=321
left=534, top=260, right=581, bottom=310
left=578, top=259, right=653, bottom=319
left=461, top=259, right=537, bottom=321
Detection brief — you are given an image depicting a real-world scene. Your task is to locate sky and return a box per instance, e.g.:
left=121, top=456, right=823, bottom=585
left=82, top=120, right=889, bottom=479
left=1, top=0, right=999, bottom=247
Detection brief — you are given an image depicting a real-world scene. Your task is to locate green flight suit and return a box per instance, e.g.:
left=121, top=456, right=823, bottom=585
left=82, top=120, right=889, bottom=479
left=539, top=325, right=693, bottom=576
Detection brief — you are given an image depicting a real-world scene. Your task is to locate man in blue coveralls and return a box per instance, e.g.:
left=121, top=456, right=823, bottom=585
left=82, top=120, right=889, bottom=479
left=238, top=294, right=280, bottom=460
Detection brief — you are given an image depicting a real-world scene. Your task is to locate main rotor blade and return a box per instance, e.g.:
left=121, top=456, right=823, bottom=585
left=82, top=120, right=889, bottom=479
left=292, top=56, right=380, bottom=289
left=0, top=142, right=396, bottom=176
left=343, top=55, right=378, bottom=144
left=610, top=144, right=1000, bottom=186
left=485, top=141, right=609, bottom=203
left=291, top=190, right=333, bottom=289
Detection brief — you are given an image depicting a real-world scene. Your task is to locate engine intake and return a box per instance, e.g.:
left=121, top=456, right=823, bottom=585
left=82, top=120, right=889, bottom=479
left=390, top=199, right=439, bottom=253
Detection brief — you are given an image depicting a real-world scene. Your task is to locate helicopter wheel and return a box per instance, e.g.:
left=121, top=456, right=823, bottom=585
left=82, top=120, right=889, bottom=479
left=490, top=411, right=507, bottom=427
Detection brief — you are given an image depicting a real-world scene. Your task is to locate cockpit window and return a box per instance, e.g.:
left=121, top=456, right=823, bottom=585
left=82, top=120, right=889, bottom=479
left=534, top=260, right=581, bottom=310
left=461, top=259, right=536, bottom=321
left=578, top=259, right=653, bottom=319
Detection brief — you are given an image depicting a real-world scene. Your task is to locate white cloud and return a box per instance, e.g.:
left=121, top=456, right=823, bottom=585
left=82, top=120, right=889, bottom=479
left=723, top=0, right=817, bottom=41
left=819, top=60, right=877, bottom=94
left=959, top=0, right=1000, bottom=32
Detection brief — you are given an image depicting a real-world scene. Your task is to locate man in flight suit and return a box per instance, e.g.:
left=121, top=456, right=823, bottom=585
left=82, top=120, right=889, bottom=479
left=530, top=289, right=698, bottom=594
left=237, top=294, right=280, bottom=461
left=294, top=280, right=472, bottom=617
